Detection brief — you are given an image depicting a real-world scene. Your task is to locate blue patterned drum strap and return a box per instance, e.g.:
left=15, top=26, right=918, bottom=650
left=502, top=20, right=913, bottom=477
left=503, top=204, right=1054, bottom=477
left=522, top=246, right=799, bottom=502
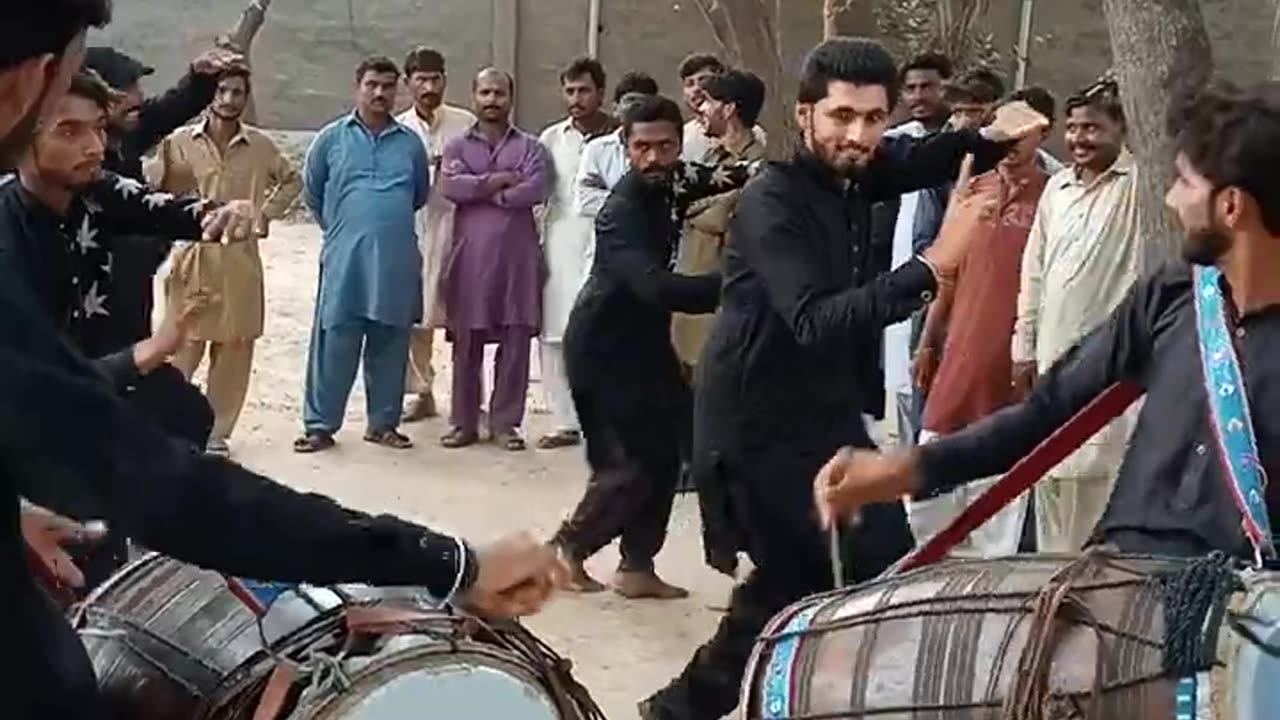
left=1193, top=266, right=1275, bottom=564
left=761, top=604, right=822, bottom=719
left=1174, top=675, right=1197, bottom=720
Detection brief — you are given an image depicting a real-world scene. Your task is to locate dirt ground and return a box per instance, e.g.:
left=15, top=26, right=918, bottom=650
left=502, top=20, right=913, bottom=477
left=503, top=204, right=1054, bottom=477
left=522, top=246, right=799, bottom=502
left=175, top=222, right=737, bottom=720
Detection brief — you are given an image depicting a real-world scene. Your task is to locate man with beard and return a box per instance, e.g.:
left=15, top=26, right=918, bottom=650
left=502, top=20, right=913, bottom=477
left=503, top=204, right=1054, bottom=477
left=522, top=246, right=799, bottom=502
left=550, top=94, right=757, bottom=599
left=678, top=53, right=766, bottom=163
left=397, top=47, right=476, bottom=424
left=437, top=68, right=550, bottom=451
left=1010, top=77, right=1144, bottom=553
left=818, top=78, right=1280, bottom=572
left=537, top=57, right=616, bottom=451
left=297, top=56, right=430, bottom=454
left=0, top=7, right=564, bottom=715
left=0, top=70, right=259, bottom=589
left=641, top=38, right=1047, bottom=720
left=150, top=66, right=302, bottom=459
left=84, top=44, right=244, bottom=348
left=671, top=68, right=767, bottom=372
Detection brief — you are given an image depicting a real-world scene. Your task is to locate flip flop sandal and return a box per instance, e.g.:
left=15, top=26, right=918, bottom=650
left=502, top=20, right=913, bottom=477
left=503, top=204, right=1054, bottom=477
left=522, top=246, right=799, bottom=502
left=495, top=432, right=527, bottom=452
left=363, top=429, right=414, bottom=449
left=293, top=432, right=335, bottom=454
left=536, top=430, right=581, bottom=449
left=440, top=428, right=479, bottom=449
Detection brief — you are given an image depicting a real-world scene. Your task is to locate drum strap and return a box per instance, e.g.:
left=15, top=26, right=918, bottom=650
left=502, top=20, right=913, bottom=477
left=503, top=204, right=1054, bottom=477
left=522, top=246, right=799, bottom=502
left=251, top=662, right=298, bottom=720
left=1192, top=265, right=1275, bottom=565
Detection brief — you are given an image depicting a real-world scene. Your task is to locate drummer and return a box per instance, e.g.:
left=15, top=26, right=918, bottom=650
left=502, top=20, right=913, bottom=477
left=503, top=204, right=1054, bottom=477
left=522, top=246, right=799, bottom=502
left=1, top=5, right=563, bottom=719
left=817, top=79, right=1280, bottom=563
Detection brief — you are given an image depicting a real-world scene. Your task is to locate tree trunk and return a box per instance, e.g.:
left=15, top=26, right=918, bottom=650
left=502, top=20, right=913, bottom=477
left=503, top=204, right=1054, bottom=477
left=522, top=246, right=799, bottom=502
left=823, top=0, right=876, bottom=39
left=221, top=0, right=273, bottom=125
left=1271, top=0, right=1280, bottom=80
left=1101, top=0, right=1211, bottom=267
left=694, top=0, right=797, bottom=158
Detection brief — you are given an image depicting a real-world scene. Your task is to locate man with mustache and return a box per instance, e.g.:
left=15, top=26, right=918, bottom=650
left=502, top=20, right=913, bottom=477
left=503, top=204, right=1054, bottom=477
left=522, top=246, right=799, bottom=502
left=296, top=56, right=430, bottom=453
left=818, top=78, right=1280, bottom=577
left=537, top=57, right=616, bottom=452
left=0, top=8, right=563, bottom=714
left=1007, top=77, right=1144, bottom=552
left=551, top=94, right=757, bottom=599
left=437, top=68, right=551, bottom=451
left=641, top=38, right=1047, bottom=720
left=149, top=65, right=303, bottom=459
left=396, top=47, right=476, bottom=424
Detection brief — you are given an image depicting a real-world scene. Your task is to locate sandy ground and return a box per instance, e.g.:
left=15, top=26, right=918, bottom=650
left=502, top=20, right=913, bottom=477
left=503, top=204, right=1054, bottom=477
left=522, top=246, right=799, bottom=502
left=173, top=222, right=736, bottom=720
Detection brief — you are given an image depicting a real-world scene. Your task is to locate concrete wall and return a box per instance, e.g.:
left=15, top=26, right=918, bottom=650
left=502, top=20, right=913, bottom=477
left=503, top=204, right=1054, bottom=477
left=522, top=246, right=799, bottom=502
left=95, top=0, right=1268, bottom=134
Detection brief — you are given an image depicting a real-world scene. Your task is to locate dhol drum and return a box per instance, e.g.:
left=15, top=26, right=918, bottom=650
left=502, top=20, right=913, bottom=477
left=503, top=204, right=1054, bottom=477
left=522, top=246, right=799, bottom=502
left=74, top=553, right=603, bottom=719
left=742, top=552, right=1280, bottom=719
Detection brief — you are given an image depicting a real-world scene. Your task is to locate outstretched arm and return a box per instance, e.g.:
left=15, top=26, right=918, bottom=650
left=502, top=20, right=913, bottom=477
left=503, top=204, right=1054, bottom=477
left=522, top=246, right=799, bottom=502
left=91, top=172, right=210, bottom=240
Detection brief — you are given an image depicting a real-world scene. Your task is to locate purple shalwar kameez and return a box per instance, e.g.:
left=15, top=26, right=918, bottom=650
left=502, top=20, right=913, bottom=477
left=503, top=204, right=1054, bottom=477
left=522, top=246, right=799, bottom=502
left=438, top=125, right=551, bottom=435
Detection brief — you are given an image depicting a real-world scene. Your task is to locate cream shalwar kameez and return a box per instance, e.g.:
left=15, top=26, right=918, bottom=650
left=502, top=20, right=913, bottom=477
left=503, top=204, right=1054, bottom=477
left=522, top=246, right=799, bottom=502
left=1013, top=150, right=1145, bottom=552
left=396, top=104, right=477, bottom=397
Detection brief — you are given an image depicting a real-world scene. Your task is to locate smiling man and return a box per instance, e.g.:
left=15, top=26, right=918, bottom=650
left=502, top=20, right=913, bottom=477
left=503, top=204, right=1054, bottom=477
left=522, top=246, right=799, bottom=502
left=641, top=37, right=1046, bottom=720
left=1010, top=77, right=1143, bottom=553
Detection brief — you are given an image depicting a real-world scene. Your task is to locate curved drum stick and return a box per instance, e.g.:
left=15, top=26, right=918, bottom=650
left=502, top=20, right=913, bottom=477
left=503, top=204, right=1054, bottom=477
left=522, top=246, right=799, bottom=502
left=888, top=381, right=1144, bottom=576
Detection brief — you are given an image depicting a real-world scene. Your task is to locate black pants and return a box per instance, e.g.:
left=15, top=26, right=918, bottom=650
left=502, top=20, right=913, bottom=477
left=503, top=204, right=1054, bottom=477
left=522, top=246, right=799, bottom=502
left=648, top=450, right=913, bottom=720
left=553, top=388, right=685, bottom=573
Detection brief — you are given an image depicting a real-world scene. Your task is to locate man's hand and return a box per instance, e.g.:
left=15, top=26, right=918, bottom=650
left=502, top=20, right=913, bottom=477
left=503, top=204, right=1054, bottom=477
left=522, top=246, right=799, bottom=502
left=1012, top=361, right=1037, bottom=401
left=814, top=448, right=921, bottom=530
left=912, top=346, right=939, bottom=393
left=134, top=292, right=209, bottom=374
left=191, top=47, right=248, bottom=76
left=485, top=172, right=521, bottom=194
left=22, top=504, right=107, bottom=590
left=922, top=155, right=1001, bottom=276
left=202, top=199, right=256, bottom=242
left=980, top=100, right=1050, bottom=143
left=456, top=533, right=567, bottom=618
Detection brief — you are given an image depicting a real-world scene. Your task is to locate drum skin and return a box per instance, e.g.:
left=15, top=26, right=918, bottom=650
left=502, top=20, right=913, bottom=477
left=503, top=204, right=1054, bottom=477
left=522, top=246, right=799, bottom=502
left=742, top=553, right=1279, bottom=720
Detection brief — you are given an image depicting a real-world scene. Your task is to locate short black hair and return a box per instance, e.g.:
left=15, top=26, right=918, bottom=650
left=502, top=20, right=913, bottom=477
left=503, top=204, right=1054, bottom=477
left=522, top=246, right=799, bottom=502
left=1, top=0, right=113, bottom=70
left=356, top=56, right=400, bottom=82
left=944, top=67, right=1005, bottom=105
left=614, top=71, right=659, bottom=103
left=678, top=53, right=725, bottom=80
left=622, top=94, right=684, bottom=137
left=561, top=57, right=606, bottom=91
left=218, top=65, right=252, bottom=87
left=403, top=47, right=445, bottom=77
left=701, top=68, right=766, bottom=128
left=67, top=70, right=116, bottom=112
left=797, top=37, right=899, bottom=106
left=1010, top=85, right=1055, bottom=126
left=900, top=51, right=953, bottom=82
left=1168, top=80, right=1280, bottom=235
left=1065, top=76, right=1125, bottom=126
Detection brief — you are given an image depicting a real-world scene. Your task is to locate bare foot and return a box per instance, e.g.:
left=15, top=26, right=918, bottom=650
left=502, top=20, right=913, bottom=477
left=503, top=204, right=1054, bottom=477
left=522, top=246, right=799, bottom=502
left=612, top=570, right=689, bottom=600
left=551, top=545, right=605, bottom=593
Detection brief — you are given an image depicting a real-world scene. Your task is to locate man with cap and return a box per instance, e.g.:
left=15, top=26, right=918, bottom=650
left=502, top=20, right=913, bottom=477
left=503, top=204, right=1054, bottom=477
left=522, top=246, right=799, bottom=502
left=84, top=45, right=245, bottom=350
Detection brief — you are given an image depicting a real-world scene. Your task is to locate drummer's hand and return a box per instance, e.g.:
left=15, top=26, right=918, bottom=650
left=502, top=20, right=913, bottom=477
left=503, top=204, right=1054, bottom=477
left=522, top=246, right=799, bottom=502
left=21, top=504, right=107, bottom=589
left=814, top=448, right=922, bottom=529
left=458, top=532, right=567, bottom=618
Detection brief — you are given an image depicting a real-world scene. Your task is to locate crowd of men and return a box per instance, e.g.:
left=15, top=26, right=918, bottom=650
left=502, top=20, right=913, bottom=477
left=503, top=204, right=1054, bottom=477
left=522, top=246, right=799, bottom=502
left=8, top=2, right=1280, bottom=719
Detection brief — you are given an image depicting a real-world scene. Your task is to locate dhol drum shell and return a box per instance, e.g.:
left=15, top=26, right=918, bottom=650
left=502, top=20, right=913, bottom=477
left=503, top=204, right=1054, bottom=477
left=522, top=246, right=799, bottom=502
left=72, top=552, right=422, bottom=720
left=741, top=552, right=1280, bottom=720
